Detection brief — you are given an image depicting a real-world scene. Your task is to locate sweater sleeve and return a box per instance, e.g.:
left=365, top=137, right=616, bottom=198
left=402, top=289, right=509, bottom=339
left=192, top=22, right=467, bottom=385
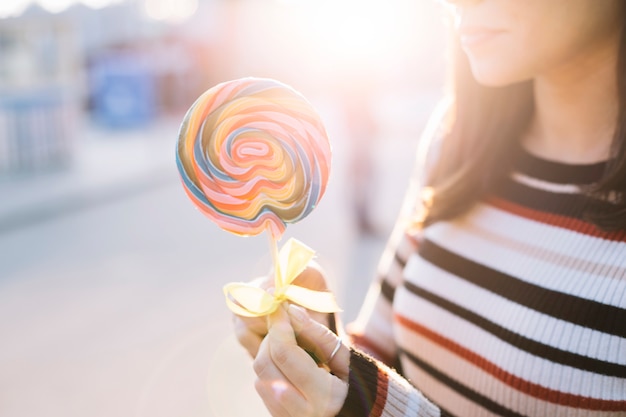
left=336, top=348, right=443, bottom=417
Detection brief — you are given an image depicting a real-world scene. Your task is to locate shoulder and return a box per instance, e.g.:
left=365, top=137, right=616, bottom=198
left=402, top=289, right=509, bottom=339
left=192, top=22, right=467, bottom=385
left=413, top=95, right=453, bottom=186
left=395, top=97, right=454, bottom=232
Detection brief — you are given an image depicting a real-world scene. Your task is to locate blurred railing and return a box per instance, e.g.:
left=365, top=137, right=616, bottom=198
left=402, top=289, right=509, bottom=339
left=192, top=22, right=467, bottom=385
left=0, top=16, right=82, bottom=173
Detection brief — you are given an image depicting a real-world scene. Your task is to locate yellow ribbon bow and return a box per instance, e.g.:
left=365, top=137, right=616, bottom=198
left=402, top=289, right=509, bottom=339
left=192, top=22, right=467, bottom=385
left=223, top=238, right=341, bottom=317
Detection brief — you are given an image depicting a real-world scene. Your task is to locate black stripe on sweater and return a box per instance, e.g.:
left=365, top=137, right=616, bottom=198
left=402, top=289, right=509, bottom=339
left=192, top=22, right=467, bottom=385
left=419, top=239, right=626, bottom=338
left=403, top=282, right=626, bottom=378
left=341, top=348, right=458, bottom=417
left=337, top=349, right=380, bottom=417
left=394, top=251, right=408, bottom=268
left=378, top=251, right=408, bottom=303
left=494, top=178, right=613, bottom=221
left=400, top=348, right=526, bottom=417
left=380, top=278, right=396, bottom=303
left=513, top=147, right=606, bottom=185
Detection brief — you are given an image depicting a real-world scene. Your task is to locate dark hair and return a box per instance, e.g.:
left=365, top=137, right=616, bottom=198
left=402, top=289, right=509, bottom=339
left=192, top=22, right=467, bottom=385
left=423, top=13, right=626, bottom=231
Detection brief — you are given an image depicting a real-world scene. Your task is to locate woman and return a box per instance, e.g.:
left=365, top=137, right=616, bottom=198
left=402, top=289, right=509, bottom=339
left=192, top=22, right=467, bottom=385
left=234, top=0, right=626, bottom=416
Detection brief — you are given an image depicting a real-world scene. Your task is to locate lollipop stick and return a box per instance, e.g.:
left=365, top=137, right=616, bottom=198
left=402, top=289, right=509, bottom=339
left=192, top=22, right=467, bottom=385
left=267, top=229, right=282, bottom=331
left=267, top=229, right=282, bottom=288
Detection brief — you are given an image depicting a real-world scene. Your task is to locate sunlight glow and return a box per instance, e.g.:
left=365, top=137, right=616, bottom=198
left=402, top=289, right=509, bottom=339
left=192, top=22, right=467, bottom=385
left=281, top=0, right=422, bottom=73
left=300, top=0, right=400, bottom=56
left=1, top=0, right=126, bottom=16
left=270, top=380, right=289, bottom=398
left=143, top=0, right=198, bottom=23
left=80, top=0, right=123, bottom=10
left=0, top=0, right=30, bottom=18
left=36, top=0, right=75, bottom=13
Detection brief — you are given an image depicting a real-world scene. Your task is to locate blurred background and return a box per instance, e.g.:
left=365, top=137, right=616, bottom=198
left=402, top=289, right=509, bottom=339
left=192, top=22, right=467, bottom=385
left=0, top=0, right=447, bottom=416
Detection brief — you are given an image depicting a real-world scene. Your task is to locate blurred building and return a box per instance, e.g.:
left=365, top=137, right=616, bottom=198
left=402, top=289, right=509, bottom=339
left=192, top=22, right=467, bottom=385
left=0, top=0, right=216, bottom=175
left=0, top=12, right=81, bottom=172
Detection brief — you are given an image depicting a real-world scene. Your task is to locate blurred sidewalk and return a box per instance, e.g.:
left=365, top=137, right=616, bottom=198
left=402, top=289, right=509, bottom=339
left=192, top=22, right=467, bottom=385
left=0, top=115, right=182, bottom=235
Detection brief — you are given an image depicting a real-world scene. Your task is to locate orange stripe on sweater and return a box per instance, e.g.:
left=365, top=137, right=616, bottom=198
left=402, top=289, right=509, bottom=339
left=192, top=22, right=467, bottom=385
left=371, top=368, right=390, bottom=417
left=395, top=313, right=626, bottom=411
left=487, top=197, right=626, bottom=242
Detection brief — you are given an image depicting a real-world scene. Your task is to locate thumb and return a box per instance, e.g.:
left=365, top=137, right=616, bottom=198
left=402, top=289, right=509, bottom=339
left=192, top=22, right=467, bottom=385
left=287, top=304, right=349, bottom=381
left=267, top=304, right=296, bottom=345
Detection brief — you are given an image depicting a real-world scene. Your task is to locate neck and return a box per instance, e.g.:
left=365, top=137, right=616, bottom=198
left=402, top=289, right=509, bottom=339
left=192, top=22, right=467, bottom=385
left=523, top=37, right=620, bottom=164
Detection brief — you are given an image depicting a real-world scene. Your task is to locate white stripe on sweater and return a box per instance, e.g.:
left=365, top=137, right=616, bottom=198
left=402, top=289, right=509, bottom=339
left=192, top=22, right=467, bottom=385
left=462, top=203, right=626, bottom=267
left=402, top=255, right=626, bottom=367
left=400, top=344, right=626, bottom=417
left=383, top=366, right=440, bottom=417
left=402, top=360, right=503, bottom=417
left=394, top=285, right=626, bottom=398
left=511, top=172, right=582, bottom=194
left=425, top=217, right=626, bottom=308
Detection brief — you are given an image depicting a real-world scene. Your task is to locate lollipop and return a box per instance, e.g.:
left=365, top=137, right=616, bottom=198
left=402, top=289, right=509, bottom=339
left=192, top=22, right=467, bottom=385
left=176, top=77, right=339, bottom=317
left=176, top=77, right=331, bottom=240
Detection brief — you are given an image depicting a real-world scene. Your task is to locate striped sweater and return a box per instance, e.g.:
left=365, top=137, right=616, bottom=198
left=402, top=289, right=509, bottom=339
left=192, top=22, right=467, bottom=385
left=337, top=144, right=626, bottom=417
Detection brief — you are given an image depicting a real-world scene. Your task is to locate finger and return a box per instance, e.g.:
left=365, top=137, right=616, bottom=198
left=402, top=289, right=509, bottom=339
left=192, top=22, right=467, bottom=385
left=266, top=307, right=348, bottom=416
left=287, top=304, right=350, bottom=381
left=292, top=262, right=328, bottom=291
left=255, top=378, right=310, bottom=417
left=253, top=330, right=308, bottom=416
left=233, top=315, right=267, bottom=358
left=234, top=315, right=268, bottom=338
left=266, top=307, right=334, bottom=392
left=235, top=324, right=263, bottom=358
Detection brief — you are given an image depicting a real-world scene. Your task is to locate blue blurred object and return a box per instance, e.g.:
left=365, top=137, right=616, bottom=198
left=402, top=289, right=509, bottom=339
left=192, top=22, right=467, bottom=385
left=90, top=52, right=156, bottom=129
left=0, top=87, right=76, bottom=173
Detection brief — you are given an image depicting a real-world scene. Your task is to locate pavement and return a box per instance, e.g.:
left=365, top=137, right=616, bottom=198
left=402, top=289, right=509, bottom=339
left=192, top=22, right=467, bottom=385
left=0, top=91, right=437, bottom=417
left=0, top=116, right=179, bottom=234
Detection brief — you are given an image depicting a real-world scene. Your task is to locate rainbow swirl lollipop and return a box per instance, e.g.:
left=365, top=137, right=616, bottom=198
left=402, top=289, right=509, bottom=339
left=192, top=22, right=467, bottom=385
left=176, top=77, right=331, bottom=239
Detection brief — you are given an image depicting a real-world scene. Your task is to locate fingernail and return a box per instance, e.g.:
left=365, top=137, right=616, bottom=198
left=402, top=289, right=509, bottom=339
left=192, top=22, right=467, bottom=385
left=287, top=304, right=309, bottom=328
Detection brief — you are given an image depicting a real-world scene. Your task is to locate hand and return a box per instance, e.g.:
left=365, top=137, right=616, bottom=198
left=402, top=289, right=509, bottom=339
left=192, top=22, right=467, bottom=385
left=253, top=304, right=349, bottom=417
left=233, top=263, right=333, bottom=358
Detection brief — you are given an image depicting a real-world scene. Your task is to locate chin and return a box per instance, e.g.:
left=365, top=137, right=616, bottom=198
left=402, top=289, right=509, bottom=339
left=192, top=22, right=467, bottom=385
left=468, top=59, right=530, bottom=87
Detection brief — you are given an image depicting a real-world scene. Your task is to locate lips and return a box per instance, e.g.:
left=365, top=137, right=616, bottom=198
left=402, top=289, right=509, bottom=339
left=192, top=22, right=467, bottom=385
left=458, top=26, right=505, bottom=48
